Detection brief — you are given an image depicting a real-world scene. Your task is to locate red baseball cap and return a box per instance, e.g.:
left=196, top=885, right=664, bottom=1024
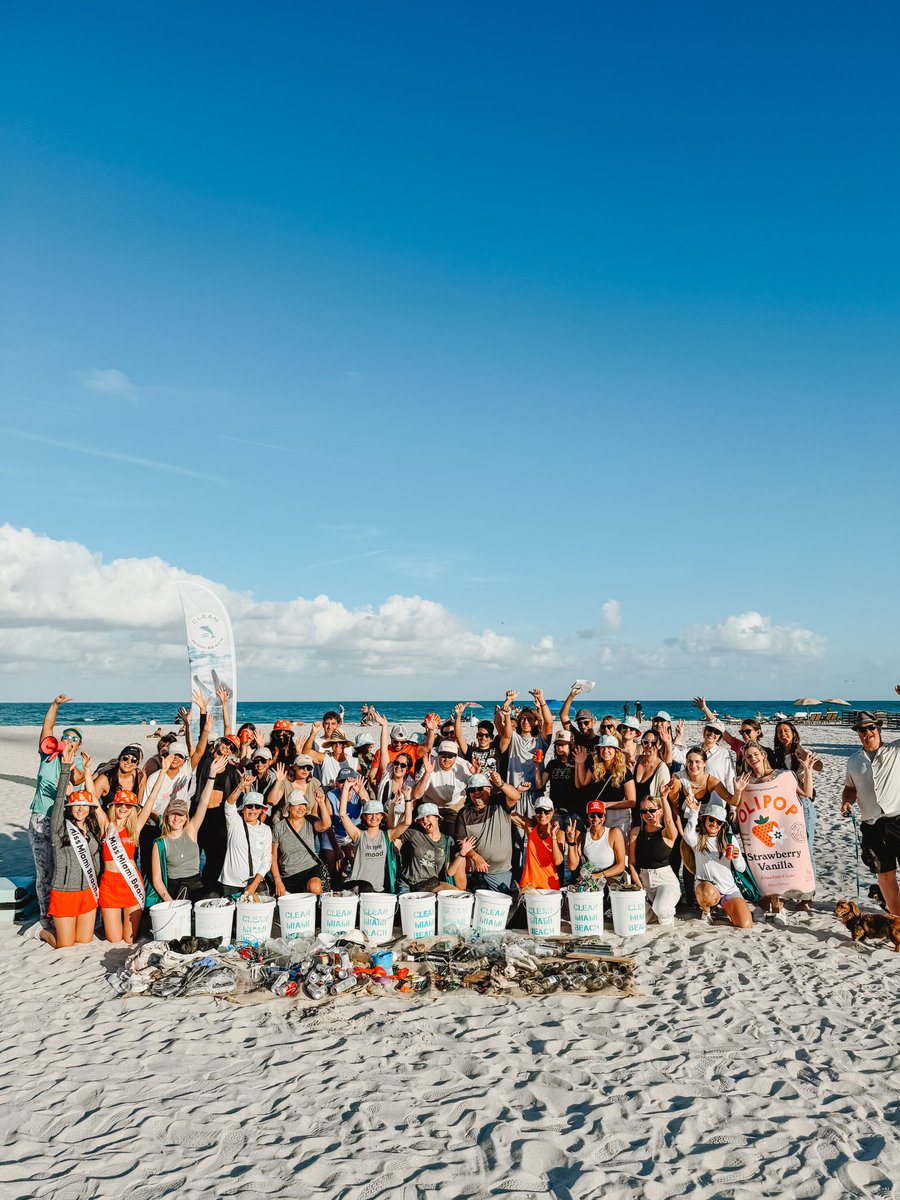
left=586, top=800, right=606, bottom=816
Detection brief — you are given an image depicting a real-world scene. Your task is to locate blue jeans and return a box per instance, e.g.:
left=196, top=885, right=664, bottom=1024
left=469, top=870, right=513, bottom=895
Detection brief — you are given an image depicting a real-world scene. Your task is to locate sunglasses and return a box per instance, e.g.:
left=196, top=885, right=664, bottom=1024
left=394, top=762, right=410, bottom=769
left=600, top=723, right=617, bottom=731
left=475, top=732, right=492, bottom=738
left=295, top=765, right=312, bottom=770
left=858, top=725, right=879, bottom=733
left=641, top=741, right=657, bottom=748
left=588, top=813, right=605, bottom=820
left=467, top=786, right=490, bottom=793
left=640, top=808, right=658, bottom=816
left=705, top=816, right=724, bottom=825
left=243, top=804, right=264, bottom=811
left=61, top=734, right=81, bottom=742
left=705, top=730, right=722, bottom=737
left=740, top=729, right=755, bottom=736
left=576, top=719, right=593, bottom=726
left=119, top=755, right=138, bottom=763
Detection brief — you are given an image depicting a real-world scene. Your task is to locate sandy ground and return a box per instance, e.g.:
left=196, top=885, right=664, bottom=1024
left=1, top=720, right=898, bottom=1200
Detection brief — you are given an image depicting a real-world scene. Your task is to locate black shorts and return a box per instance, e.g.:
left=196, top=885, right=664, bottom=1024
left=282, top=868, right=323, bottom=893
left=861, top=815, right=900, bottom=876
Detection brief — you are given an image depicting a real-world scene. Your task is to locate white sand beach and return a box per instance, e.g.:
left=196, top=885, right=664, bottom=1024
left=1, top=721, right=898, bottom=1199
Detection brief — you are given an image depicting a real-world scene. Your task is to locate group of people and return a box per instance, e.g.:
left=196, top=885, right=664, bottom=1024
left=27, top=684, right=900, bottom=951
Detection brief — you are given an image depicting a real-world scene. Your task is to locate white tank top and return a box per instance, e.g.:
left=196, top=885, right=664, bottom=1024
left=584, top=827, right=615, bottom=871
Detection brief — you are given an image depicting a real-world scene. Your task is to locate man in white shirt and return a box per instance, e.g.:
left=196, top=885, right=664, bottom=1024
left=700, top=722, right=735, bottom=791
left=842, top=711, right=900, bottom=915
left=412, top=741, right=473, bottom=813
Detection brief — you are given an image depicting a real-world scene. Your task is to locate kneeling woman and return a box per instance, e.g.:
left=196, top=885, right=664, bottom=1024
left=400, top=803, right=474, bottom=893
left=569, top=799, right=628, bottom=887
left=149, top=757, right=220, bottom=904
left=628, top=793, right=681, bottom=926
left=338, top=777, right=412, bottom=893
left=515, top=797, right=579, bottom=890
left=43, top=747, right=108, bottom=949
left=100, top=784, right=158, bottom=944
left=680, top=799, right=753, bottom=928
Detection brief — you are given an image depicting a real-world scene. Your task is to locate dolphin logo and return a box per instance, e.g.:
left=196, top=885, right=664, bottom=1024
left=199, top=624, right=215, bottom=639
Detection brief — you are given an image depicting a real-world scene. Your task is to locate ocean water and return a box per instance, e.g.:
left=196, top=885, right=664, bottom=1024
left=2, top=700, right=898, bottom=727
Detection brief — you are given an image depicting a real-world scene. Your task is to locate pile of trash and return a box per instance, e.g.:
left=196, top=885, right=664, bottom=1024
left=107, top=931, right=636, bottom=1003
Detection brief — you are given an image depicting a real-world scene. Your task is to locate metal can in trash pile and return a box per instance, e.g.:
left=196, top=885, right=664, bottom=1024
left=330, top=976, right=357, bottom=995
left=305, top=982, right=327, bottom=1000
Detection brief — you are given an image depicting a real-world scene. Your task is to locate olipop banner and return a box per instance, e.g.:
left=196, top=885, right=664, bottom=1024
left=734, top=770, right=815, bottom=896
left=176, top=582, right=237, bottom=740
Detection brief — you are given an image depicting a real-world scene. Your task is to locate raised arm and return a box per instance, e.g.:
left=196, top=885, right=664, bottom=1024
left=50, top=747, right=75, bottom=842
left=573, top=744, right=592, bottom=788
left=660, top=795, right=677, bottom=846
left=411, top=753, right=434, bottom=801
left=41, top=694, right=73, bottom=746
left=452, top=703, right=471, bottom=755
left=190, top=707, right=213, bottom=770
left=301, top=721, right=326, bottom=764
left=496, top=691, right=516, bottom=751
left=693, top=695, right=717, bottom=723
left=188, top=759, right=224, bottom=837
left=337, top=780, right=362, bottom=842
left=558, top=684, right=583, bottom=732
left=530, top=688, right=554, bottom=738
left=371, top=709, right=390, bottom=782
left=215, top=681, right=234, bottom=736
left=387, top=798, right=415, bottom=842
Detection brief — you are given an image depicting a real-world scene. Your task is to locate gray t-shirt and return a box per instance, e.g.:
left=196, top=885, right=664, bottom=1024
left=400, top=827, right=449, bottom=888
left=349, top=830, right=388, bottom=891
left=454, top=797, right=513, bottom=873
left=274, top=818, right=319, bottom=877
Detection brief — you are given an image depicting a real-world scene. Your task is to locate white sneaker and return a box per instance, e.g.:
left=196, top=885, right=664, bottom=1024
left=771, top=910, right=787, bottom=927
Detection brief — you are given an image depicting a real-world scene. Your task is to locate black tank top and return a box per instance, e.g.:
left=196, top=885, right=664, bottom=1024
left=636, top=827, right=671, bottom=870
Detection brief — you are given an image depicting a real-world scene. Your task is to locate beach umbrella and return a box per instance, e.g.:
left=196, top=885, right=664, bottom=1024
left=823, top=698, right=850, bottom=705
left=792, top=698, right=822, bottom=706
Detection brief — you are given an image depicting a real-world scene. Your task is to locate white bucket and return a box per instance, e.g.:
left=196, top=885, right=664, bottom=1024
left=398, top=891, right=436, bottom=938
left=567, top=890, right=605, bottom=937
left=194, top=898, right=235, bottom=942
left=358, top=891, right=397, bottom=944
left=523, top=888, right=562, bottom=937
left=320, top=892, right=359, bottom=937
left=149, top=899, right=192, bottom=941
left=277, top=892, right=318, bottom=940
left=472, top=889, right=513, bottom=935
left=610, top=890, right=647, bottom=936
left=437, top=890, right=475, bottom=935
left=236, top=895, right=277, bottom=944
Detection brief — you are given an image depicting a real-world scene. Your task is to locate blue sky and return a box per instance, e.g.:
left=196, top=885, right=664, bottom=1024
left=1, top=2, right=898, bottom=699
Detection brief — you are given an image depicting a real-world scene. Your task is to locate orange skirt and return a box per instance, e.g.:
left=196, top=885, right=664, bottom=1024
left=49, top=887, right=97, bottom=918
left=99, top=871, right=143, bottom=910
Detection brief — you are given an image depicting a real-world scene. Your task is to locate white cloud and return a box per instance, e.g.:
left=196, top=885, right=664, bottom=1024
left=601, top=599, right=622, bottom=633
left=0, top=526, right=561, bottom=691
left=79, top=367, right=138, bottom=403
left=680, top=611, right=827, bottom=660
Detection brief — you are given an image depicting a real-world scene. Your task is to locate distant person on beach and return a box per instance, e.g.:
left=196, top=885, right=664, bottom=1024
left=41, top=744, right=106, bottom=950
left=29, top=694, right=85, bottom=925
left=842, top=711, right=900, bottom=916
left=624, top=702, right=630, bottom=719
left=635, top=702, right=643, bottom=723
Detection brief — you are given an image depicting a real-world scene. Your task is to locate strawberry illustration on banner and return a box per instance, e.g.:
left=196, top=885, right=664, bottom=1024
left=735, top=771, right=814, bottom=896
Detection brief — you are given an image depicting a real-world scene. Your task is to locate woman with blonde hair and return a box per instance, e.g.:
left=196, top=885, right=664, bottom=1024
left=574, top=735, right=636, bottom=837
left=680, top=798, right=753, bottom=928
left=99, top=780, right=158, bottom=944
left=149, top=756, right=220, bottom=904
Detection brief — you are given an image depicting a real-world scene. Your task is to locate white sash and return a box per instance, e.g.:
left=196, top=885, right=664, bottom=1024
left=68, top=823, right=99, bottom=903
left=104, top=827, right=146, bottom=905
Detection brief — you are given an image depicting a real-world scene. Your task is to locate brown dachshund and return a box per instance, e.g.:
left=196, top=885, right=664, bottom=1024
left=834, top=899, right=900, bottom=952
